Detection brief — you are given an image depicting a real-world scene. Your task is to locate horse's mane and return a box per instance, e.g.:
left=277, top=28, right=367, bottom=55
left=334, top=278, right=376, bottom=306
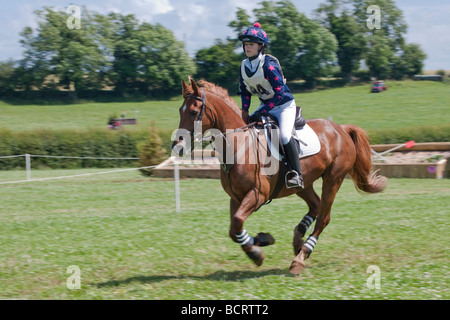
left=196, top=79, right=240, bottom=112
left=183, top=77, right=242, bottom=117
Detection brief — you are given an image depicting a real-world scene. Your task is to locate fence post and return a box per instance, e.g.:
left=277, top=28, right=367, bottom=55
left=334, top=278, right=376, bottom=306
left=25, top=154, right=31, bottom=180
left=174, top=162, right=181, bottom=212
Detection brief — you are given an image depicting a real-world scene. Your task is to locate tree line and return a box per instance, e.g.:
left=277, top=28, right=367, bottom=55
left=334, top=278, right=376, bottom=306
left=0, top=0, right=427, bottom=99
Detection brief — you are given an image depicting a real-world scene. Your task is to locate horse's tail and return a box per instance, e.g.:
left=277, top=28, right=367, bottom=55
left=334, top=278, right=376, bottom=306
left=342, top=124, right=387, bottom=194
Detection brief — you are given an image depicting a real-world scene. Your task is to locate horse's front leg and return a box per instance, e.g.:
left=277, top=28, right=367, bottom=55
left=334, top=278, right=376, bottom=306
left=229, top=189, right=272, bottom=266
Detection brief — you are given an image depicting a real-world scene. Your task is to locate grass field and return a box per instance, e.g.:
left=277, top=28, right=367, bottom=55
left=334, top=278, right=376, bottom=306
left=1, top=80, right=449, bottom=134
left=0, top=99, right=179, bottom=133
left=1, top=170, right=448, bottom=300
left=1, top=80, right=448, bottom=300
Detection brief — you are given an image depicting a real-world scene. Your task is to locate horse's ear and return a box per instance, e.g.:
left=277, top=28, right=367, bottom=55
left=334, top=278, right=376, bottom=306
left=190, top=78, right=201, bottom=96
left=181, top=78, right=190, bottom=97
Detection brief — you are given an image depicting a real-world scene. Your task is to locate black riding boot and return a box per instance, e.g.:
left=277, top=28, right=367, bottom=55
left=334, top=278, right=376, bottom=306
left=283, top=138, right=304, bottom=189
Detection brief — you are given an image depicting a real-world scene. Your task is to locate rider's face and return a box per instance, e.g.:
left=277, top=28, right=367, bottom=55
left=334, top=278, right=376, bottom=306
left=244, top=42, right=262, bottom=57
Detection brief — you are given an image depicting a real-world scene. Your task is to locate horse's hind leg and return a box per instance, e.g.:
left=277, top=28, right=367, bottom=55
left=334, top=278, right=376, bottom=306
left=290, top=175, right=345, bottom=274
left=293, top=186, right=321, bottom=256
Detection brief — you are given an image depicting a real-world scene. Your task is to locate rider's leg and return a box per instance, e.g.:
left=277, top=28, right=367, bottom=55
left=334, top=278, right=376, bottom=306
left=284, top=138, right=304, bottom=188
left=270, top=100, right=304, bottom=188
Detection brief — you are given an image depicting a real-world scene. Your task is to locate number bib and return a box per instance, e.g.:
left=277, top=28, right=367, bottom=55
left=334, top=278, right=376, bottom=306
left=241, top=55, right=275, bottom=101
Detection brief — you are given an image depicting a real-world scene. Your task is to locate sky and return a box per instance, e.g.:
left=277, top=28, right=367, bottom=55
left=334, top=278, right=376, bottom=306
left=0, top=0, right=449, bottom=70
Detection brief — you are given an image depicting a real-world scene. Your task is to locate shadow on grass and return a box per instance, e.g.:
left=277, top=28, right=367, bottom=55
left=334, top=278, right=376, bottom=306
left=97, top=268, right=293, bottom=288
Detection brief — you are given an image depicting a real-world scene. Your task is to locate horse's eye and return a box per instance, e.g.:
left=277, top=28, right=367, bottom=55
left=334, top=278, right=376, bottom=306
left=190, top=110, right=199, bottom=117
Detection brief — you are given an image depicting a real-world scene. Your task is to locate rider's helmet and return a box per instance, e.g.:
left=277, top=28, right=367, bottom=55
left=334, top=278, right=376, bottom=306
left=238, top=22, right=269, bottom=46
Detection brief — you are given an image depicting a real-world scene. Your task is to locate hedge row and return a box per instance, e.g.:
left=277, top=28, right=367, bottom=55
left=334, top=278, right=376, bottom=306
left=0, top=128, right=163, bottom=170
left=1, top=124, right=448, bottom=170
left=367, top=124, right=450, bottom=145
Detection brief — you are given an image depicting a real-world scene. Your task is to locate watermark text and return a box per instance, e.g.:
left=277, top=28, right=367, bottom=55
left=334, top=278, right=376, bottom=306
left=66, top=265, right=81, bottom=290
left=366, top=265, right=381, bottom=290
left=367, top=5, right=381, bottom=30
left=67, top=5, right=81, bottom=30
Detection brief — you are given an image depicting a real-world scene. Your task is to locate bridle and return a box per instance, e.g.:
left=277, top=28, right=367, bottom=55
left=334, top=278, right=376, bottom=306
left=184, top=88, right=257, bottom=135
left=185, top=88, right=216, bottom=129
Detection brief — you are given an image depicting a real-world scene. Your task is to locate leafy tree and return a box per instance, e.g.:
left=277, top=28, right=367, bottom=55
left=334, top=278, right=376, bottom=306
left=296, top=14, right=338, bottom=86
left=16, top=7, right=196, bottom=97
left=353, top=0, right=407, bottom=52
left=195, top=40, right=242, bottom=92
left=228, top=8, right=252, bottom=45
left=397, top=43, right=427, bottom=78
left=354, top=0, right=408, bottom=78
left=18, top=7, right=112, bottom=94
left=316, top=1, right=366, bottom=79
left=366, top=34, right=392, bottom=79
left=107, top=13, right=142, bottom=95
left=316, top=0, right=426, bottom=80
left=107, top=12, right=196, bottom=97
left=138, top=22, right=196, bottom=96
left=0, top=60, right=16, bottom=94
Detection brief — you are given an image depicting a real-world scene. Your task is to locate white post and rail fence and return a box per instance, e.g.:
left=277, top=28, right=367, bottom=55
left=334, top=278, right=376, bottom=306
left=1, top=142, right=449, bottom=212
left=0, top=153, right=183, bottom=213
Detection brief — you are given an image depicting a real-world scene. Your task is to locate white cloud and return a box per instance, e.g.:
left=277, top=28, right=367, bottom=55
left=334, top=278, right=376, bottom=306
left=147, top=0, right=235, bottom=55
left=0, top=3, right=37, bottom=61
left=130, top=0, right=174, bottom=16
left=400, top=2, right=450, bottom=69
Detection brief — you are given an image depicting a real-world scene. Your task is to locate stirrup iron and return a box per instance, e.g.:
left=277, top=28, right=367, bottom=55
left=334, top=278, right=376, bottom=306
left=285, top=170, right=304, bottom=189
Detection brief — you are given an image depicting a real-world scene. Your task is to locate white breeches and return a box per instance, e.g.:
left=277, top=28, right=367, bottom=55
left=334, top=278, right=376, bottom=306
left=255, top=99, right=296, bottom=145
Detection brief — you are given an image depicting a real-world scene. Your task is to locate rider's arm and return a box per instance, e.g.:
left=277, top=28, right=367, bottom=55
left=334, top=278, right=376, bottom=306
left=262, top=58, right=294, bottom=110
left=239, top=73, right=252, bottom=113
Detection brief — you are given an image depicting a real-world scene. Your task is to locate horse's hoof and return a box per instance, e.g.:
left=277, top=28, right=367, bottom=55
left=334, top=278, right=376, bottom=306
left=245, top=246, right=265, bottom=266
left=289, top=251, right=306, bottom=275
left=255, top=232, right=275, bottom=247
left=292, top=228, right=304, bottom=256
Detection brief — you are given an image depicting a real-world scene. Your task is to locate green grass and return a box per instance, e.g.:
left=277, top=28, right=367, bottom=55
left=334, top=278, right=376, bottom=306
left=1, top=170, right=448, bottom=300
left=0, top=99, right=181, bottom=133
left=1, top=80, right=448, bottom=301
left=298, top=80, right=450, bottom=130
left=1, top=80, right=449, bottom=133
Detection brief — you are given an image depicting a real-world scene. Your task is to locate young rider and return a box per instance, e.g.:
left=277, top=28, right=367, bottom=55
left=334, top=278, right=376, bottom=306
left=238, top=22, right=304, bottom=189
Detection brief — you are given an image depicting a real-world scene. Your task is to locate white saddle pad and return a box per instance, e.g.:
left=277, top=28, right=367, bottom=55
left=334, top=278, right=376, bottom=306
left=265, top=123, right=321, bottom=161
left=295, top=124, right=321, bottom=159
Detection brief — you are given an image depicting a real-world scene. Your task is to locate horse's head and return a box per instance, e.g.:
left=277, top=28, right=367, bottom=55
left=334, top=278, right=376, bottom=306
left=172, top=78, right=216, bottom=157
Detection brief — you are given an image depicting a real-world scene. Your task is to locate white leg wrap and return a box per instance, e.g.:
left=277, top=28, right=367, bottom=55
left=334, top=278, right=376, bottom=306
left=303, top=235, right=318, bottom=252
left=236, top=229, right=254, bottom=246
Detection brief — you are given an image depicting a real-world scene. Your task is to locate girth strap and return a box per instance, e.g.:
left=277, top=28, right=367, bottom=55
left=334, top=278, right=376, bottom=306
left=259, top=160, right=287, bottom=208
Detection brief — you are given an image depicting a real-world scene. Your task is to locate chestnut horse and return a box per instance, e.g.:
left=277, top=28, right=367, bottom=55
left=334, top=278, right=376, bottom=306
left=172, top=78, right=387, bottom=274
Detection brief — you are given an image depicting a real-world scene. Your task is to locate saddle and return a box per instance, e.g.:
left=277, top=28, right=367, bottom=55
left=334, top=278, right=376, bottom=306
left=253, top=107, right=320, bottom=205
left=254, top=106, right=305, bottom=131
left=255, top=106, right=307, bottom=158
